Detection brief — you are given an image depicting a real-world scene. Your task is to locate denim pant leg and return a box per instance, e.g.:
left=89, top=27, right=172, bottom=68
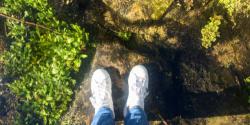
left=124, top=107, right=149, bottom=125
left=91, top=107, right=115, bottom=125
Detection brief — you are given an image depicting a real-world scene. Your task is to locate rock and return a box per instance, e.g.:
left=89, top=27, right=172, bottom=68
left=179, top=52, right=250, bottom=118
left=61, top=42, right=151, bottom=124
left=211, top=35, right=250, bottom=75
left=102, top=0, right=175, bottom=21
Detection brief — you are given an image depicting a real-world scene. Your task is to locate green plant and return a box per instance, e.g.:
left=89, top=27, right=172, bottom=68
left=218, top=0, right=236, bottom=16
left=115, top=31, right=132, bottom=41
left=0, top=0, right=88, bottom=124
left=143, top=0, right=174, bottom=20
left=199, top=0, right=250, bottom=49
left=201, top=15, right=222, bottom=48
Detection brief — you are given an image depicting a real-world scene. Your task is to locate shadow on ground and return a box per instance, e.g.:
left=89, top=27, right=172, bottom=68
left=55, top=0, right=250, bottom=124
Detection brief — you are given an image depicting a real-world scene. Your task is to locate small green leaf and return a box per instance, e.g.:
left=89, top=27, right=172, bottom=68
left=46, top=96, right=53, bottom=101
left=81, top=54, right=88, bottom=59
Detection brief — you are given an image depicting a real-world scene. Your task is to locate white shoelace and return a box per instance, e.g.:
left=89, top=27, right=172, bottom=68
left=129, top=73, right=149, bottom=100
left=90, top=77, right=112, bottom=108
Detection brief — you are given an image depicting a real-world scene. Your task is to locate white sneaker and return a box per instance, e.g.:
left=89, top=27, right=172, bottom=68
left=90, top=69, right=115, bottom=118
left=124, top=65, right=149, bottom=116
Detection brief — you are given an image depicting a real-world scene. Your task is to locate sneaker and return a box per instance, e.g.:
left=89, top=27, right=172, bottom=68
left=124, top=65, right=149, bottom=116
left=89, top=69, right=115, bottom=118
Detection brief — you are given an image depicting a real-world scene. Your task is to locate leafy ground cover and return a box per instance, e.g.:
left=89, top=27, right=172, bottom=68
left=0, top=0, right=88, bottom=124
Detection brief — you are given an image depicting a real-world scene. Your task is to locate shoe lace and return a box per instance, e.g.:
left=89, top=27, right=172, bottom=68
left=92, top=77, right=111, bottom=106
left=131, top=73, right=149, bottom=99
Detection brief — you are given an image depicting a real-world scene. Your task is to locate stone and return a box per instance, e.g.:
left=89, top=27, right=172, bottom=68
left=61, top=42, right=150, bottom=124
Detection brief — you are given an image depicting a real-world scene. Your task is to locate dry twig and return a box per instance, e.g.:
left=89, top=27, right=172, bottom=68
left=0, top=13, right=52, bottom=31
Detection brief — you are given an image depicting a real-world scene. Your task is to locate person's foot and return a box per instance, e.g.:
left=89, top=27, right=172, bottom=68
left=124, top=65, right=149, bottom=116
left=90, top=69, right=114, bottom=118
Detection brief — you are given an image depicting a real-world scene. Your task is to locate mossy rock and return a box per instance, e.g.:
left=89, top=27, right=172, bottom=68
left=143, top=0, right=174, bottom=20
left=102, top=0, right=174, bottom=21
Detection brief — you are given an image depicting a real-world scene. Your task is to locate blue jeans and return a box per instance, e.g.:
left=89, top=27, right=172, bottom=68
left=91, top=107, right=149, bottom=125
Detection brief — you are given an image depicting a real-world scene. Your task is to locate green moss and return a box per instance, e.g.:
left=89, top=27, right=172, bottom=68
left=115, top=31, right=132, bottom=41
left=145, top=0, right=174, bottom=20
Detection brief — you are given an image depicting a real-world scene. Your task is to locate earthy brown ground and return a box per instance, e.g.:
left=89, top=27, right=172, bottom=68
left=1, top=0, right=250, bottom=125
left=60, top=0, right=250, bottom=124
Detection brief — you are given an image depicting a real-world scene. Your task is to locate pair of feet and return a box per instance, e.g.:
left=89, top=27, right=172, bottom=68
left=90, top=65, right=149, bottom=118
